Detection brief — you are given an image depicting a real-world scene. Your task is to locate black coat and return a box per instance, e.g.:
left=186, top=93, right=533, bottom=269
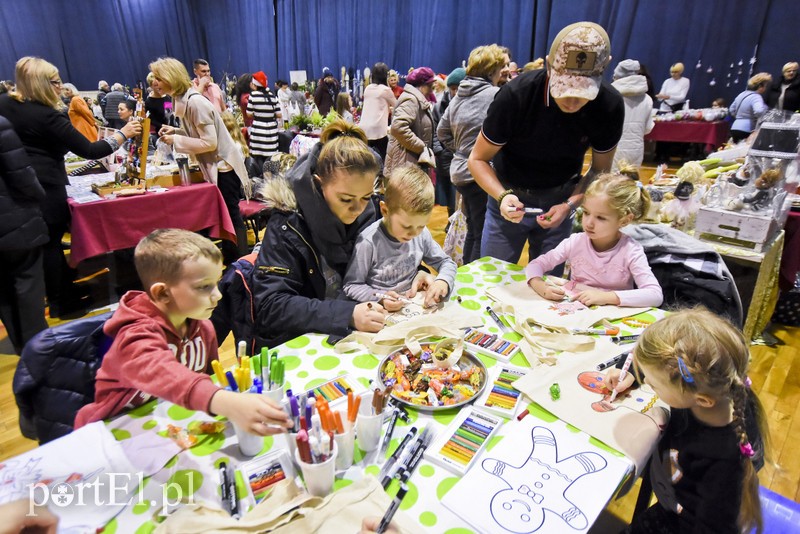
left=13, top=312, right=113, bottom=443
left=765, top=76, right=800, bottom=112
left=0, top=115, right=48, bottom=250
left=252, top=208, right=359, bottom=349
left=0, top=94, right=117, bottom=225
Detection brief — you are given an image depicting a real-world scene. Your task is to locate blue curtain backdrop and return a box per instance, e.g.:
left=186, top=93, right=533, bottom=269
left=0, top=0, right=797, bottom=109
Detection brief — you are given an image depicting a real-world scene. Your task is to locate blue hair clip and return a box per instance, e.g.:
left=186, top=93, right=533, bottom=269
left=677, top=357, right=695, bottom=383
left=636, top=180, right=643, bottom=189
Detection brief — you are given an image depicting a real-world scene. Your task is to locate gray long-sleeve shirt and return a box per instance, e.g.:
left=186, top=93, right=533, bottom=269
left=343, top=219, right=457, bottom=302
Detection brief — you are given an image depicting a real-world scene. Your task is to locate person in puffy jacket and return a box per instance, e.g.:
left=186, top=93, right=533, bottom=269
left=611, top=59, right=654, bottom=172
left=438, top=45, right=508, bottom=263
left=384, top=67, right=436, bottom=178
left=0, top=115, right=48, bottom=354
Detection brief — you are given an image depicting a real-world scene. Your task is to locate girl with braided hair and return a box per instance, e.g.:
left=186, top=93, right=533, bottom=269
left=607, top=308, right=767, bottom=533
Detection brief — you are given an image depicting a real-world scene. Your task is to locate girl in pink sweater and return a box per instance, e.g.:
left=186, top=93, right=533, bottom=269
left=526, top=174, right=663, bottom=308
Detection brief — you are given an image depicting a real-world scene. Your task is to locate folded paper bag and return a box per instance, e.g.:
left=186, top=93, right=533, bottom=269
left=154, top=476, right=418, bottom=533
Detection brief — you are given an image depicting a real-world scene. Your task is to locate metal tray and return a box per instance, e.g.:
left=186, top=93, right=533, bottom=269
left=377, top=342, right=488, bottom=412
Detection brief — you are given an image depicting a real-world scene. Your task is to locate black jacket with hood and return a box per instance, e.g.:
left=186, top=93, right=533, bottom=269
left=251, top=143, right=377, bottom=349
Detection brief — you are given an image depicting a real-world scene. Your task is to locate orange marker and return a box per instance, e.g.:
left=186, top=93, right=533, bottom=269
left=350, top=395, right=362, bottom=423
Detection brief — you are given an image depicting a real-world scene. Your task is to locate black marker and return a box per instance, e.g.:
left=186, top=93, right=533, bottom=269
left=596, top=353, right=627, bottom=371
left=611, top=335, right=640, bottom=344
left=379, top=426, right=418, bottom=488
left=486, top=306, right=509, bottom=333
left=219, top=462, right=239, bottom=519
left=379, top=408, right=400, bottom=456
left=376, top=483, right=408, bottom=534
left=397, top=427, right=434, bottom=484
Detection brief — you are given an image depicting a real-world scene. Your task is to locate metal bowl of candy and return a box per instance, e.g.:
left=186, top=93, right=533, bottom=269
left=377, top=341, right=488, bottom=412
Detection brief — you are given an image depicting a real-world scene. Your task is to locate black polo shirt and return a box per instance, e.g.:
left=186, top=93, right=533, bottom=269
left=482, top=69, right=623, bottom=190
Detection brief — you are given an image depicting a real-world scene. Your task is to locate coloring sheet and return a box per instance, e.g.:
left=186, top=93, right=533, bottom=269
left=486, top=282, right=651, bottom=331
left=0, top=422, right=166, bottom=533
left=383, top=292, right=442, bottom=326
left=442, top=416, right=630, bottom=533
left=512, top=338, right=669, bottom=474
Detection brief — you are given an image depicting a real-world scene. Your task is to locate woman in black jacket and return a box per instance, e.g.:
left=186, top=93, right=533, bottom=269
left=0, top=115, right=48, bottom=353
left=251, top=119, right=388, bottom=349
left=765, top=61, right=800, bottom=112
left=0, top=57, right=141, bottom=317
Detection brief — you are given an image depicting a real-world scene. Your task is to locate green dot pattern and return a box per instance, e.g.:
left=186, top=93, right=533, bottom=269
left=110, top=428, right=131, bottom=441
left=285, top=336, right=310, bottom=348
left=420, top=511, right=437, bottom=527
left=313, top=355, right=340, bottom=370
left=134, top=522, right=156, bottom=534
left=460, top=299, right=481, bottom=311
left=166, top=404, right=195, bottom=420
left=142, top=420, right=157, bottom=430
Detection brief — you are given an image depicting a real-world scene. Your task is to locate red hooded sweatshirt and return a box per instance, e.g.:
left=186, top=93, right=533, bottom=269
left=74, top=291, right=221, bottom=428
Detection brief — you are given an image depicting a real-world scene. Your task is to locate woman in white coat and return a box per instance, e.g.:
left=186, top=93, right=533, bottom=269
left=611, top=59, right=654, bottom=172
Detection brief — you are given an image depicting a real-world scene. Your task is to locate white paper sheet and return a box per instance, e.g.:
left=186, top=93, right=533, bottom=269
left=442, top=416, right=630, bottom=533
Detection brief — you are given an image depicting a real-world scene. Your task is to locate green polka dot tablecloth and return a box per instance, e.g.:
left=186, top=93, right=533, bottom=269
left=101, top=257, right=650, bottom=532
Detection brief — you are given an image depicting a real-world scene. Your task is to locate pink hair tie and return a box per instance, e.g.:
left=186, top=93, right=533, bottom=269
left=739, top=442, right=755, bottom=458
left=744, top=376, right=752, bottom=388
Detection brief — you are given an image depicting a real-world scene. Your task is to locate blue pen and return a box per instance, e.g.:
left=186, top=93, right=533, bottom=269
left=225, top=370, right=239, bottom=392
left=305, top=404, right=312, bottom=429
left=253, top=377, right=263, bottom=394
left=289, top=395, right=300, bottom=431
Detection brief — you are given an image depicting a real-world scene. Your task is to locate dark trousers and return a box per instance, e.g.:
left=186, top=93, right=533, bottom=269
left=43, top=221, right=82, bottom=315
left=217, top=170, right=249, bottom=262
left=456, top=181, right=488, bottom=264
left=435, top=156, right=456, bottom=216
left=730, top=129, right=750, bottom=143
left=0, top=247, right=48, bottom=354
left=368, top=137, right=389, bottom=165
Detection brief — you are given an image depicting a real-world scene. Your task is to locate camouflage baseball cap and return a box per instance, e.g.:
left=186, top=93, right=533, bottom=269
left=548, top=22, right=611, bottom=100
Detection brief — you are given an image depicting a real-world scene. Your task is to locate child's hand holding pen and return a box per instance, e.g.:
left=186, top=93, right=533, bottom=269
left=528, top=275, right=566, bottom=302
left=209, top=390, right=293, bottom=436
left=374, top=291, right=408, bottom=312
left=359, top=516, right=400, bottom=534
left=603, top=368, right=636, bottom=395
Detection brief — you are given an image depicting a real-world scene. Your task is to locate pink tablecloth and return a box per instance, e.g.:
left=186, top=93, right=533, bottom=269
left=780, top=211, right=800, bottom=291
left=645, top=120, right=731, bottom=154
left=67, top=183, right=235, bottom=266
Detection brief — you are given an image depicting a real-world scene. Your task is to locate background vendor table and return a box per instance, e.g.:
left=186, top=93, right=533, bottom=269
left=645, top=120, right=731, bottom=154
left=94, top=257, right=656, bottom=533
left=67, top=183, right=235, bottom=267
left=779, top=211, right=800, bottom=291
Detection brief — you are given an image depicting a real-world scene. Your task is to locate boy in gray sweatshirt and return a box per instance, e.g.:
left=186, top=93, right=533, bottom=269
left=343, top=165, right=457, bottom=310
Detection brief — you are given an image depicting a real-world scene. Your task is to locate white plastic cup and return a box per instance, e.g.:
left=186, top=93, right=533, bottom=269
left=285, top=431, right=299, bottom=465
left=334, top=426, right=355, bottom=470
left=355, top=392, right=383, bottom=452
left=262, top=383, right=284, bottom=405
left=233, top=422, right=264, bottom=457
left=294, top=441, right=338, bottom=497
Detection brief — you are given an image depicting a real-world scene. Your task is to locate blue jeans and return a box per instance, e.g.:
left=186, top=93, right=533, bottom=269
left=480, top=184, right=574, bottom=268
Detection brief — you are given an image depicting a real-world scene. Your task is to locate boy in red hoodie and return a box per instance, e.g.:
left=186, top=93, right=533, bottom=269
left=75, top=229, right=291, bottom=436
